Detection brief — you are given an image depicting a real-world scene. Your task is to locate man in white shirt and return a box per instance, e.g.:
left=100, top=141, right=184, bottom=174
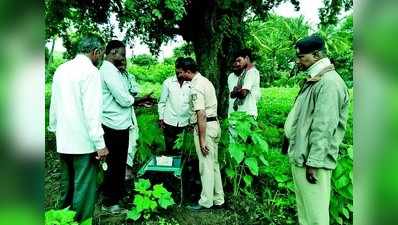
left=99, top=40, right=133, bottom=213
left=158, top=57, right=192, bottom=155
left=227, top=48, right=261, bottom=118
left=48, top=35, right=109, bottom=222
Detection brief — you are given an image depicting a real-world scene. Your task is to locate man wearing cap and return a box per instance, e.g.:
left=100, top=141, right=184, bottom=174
left=180, top=57, right=224, bottom=211
left=284, top=35, right=349, bottom=225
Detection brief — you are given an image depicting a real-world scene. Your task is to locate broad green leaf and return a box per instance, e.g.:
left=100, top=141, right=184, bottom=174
left=244, top=158, right=259, bottom=176
left=149, top=200, right=158, bottom=210
left=337, top=216, right=343, bottom=224
left=142, top=197, right=155, bottom=210
left=225, top=167, right=236, bottom=179
left=134, top=179, right=151, bottom=193
left=334, top=175, right=350, bottom=190
left=133, top=195, right=145, bottom=211
left=243, top=175, right=253, bottom=187
left=158, top=196, right=175, bottom=209
left=342, top=207, right=350, bottom=219
left=80, top=218, right=92, bottom=225
left=259, top=155, right=269, bottom=166
left=152, top=184, right=168, bottom=198
left=347, top=146, right=353, bottom=159
left=229, top=144, right=244, bottom=164
left=127, top=208, right=141, bottom=221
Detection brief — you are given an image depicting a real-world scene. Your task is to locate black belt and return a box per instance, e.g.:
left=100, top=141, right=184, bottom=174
left=207, top=117, right=218, bottom=122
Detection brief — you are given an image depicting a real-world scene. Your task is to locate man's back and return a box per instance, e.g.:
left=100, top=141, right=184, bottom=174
left=50, top=54, right=104, bottom=154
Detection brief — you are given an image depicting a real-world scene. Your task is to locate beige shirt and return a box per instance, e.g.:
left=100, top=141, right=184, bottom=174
left=284, top=58, right=349, bottom=169
left=189, top=73, right=218, bottom=123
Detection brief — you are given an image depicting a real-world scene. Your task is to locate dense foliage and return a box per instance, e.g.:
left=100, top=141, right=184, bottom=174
left=128, top=179, right=175, bottom=221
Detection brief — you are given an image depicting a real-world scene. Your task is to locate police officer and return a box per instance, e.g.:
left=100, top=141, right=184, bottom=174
left=179, top=57, right=225, bottom=211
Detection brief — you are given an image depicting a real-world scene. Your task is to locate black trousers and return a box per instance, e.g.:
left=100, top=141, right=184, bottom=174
left=101, top=124, right=129, bottom=206
left=163, top=123, right=185, bottom=156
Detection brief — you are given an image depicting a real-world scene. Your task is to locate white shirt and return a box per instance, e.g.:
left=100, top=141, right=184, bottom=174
left=227, top=67, right=261, bottom=117
left=100, top=60, right=134, bottom=130
left=158, top=76, right=192, bottom=127
left=48, top=54, right=105, bottom=154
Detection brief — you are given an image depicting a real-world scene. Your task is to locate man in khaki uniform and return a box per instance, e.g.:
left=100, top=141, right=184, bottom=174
left=284, top=35, right=349, bottom=225
left=179, top=57, right=224, bottom=211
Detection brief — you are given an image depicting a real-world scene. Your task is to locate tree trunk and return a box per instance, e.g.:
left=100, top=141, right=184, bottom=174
left=184, top=14, right=243, bottom=117
left=179, top=1, right=246, bottom=117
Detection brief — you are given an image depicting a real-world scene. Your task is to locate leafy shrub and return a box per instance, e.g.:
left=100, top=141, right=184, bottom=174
left=130, top=54, right=158, bottom=67
left=134, top=108, right=165, bottom=163
left=127, top=179, right=175, bottom=221
left=225, top=112, right=270, bottom=195
left=45, top=53, right=66, bottom=83
left=45, top=208, right=92, bottom=225
left=330, top=145, right=353, bottom=224
left=128, top=63, right=174, bottom=84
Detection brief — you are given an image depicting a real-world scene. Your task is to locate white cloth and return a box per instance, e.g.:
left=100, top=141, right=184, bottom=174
left=127, top=73, right=140, bottom=167
left=227, top=67, right=261, bottom=117
left=100, top=60, right=134, bottom=130
left=127, top=106, right=139, bottom=167
left=48, top=54, right=105, bottom=154
left=158, top=76, right=192, bottom=127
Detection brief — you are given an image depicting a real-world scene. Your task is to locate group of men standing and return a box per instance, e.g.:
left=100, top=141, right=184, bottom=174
left=49, top=33, right=349, bottom=225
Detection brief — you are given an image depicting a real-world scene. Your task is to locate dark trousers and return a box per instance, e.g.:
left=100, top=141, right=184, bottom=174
left=101, top=124, right=129, bottom=206
left=163, top=123, right=185, bottom=156
left=59, top=153, right=97, bottom=222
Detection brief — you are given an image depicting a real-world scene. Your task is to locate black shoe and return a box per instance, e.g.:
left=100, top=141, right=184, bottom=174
left=187, top=204, right=210, bottom=211
left=212, top=204, right=224, bottom=210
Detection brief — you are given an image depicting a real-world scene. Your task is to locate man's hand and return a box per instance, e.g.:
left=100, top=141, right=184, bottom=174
left=237, top=89, right=249, bottom=99
left=96, top=147, right=109, bottom=160
left=159, top=119, right=165, bottom=129
left=200, top=144, right=209, bottom=156
left=306, top=166, right=318, bottom=184
left=230, top=86, right=241, bottom=98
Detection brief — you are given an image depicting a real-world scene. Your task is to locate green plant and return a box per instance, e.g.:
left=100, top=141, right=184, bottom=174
left=130, top=54, right=158, bottom=67
left=127, top=179, right=175, bottom=221
left=174, top=129, right=196, bottom=157
left=225, top=112, right=269, bottom=195
left=134, top=110, right=165, bottom=163
left=45, top=208, right=92, bottom=225
left=330, top=145, right=353, bottom=224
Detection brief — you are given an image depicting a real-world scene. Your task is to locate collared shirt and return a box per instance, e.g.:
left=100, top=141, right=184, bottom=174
left=307, top=58, right=332, bottom=78
left=227, top=67, right=261, bottom=117
left=189, top=73, right=218, bottom=123
left=48, top=54, right=105, bottom=154
left=158, top=76, right=192, bottom=127
left=100, top=60, right=134, bottom=130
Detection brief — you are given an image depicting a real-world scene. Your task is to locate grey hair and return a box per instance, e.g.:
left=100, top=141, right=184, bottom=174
left=77, top=35, right=105, bottom=54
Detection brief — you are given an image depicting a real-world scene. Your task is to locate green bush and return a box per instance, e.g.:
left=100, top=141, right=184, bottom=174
left=45, top=208, right=92, bottom=225
left=225, top=112, right=270, bottom=196
left=127, top=179, right=175, bottom=221
left=45, top=53, right=66, bottom=83
left=130, top=54, right=158, bottom=67
left=128, top=63, right=174, bottom=84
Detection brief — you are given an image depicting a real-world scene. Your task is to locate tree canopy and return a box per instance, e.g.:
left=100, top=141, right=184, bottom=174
left=45, top=0, right=353, bottom=116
